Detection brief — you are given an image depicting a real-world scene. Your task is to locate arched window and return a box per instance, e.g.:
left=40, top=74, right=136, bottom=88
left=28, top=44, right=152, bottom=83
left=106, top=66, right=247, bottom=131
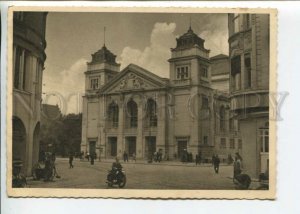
left=147, top=99, right=157, bottom=127
left=127, top=99, right=138, bottom=128
left=108, top=102, right=119, bottom=128
left=220, top=106, right=226, bottom=131
left=13, top=117, right=27, bottom=165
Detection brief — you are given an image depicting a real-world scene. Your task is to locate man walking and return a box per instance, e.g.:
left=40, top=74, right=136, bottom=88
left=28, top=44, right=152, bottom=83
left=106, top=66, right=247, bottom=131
left=213, top=154, right=220, bottom=174
left=90, top=153, right=95, bottom=165
left=69, top=152, right=74, bottom=169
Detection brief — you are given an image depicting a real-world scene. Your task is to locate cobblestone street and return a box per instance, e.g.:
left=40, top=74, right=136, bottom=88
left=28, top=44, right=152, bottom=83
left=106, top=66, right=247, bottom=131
left=27, top=159, right=235, bottom=189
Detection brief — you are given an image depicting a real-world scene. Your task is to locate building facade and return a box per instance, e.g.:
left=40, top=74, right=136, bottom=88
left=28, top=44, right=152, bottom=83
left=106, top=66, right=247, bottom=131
left=12, top=12, right=48, bottom=175
left=228, top=13, right=270, bottom=178
left=211, top=54, right=230, bottom=92
left=81, top=26, right=240, bottom=162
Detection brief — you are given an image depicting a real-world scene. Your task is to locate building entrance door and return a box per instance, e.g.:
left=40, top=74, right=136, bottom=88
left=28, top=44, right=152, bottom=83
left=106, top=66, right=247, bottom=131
left=107, top=137, right=117, bottom=157
left=13, top=117, right=27, bottom=173
left=145, top=136, right=156, bottom=159
left=177, top=140, right=187, bottom=160
left=89, top=141, right=96, bottom=156
left=125, top=137, right=136, bottom=157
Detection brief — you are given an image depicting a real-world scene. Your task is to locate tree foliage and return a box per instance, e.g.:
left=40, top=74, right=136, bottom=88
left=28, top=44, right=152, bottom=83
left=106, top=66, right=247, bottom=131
left=40, top=113, right=82, bottom=157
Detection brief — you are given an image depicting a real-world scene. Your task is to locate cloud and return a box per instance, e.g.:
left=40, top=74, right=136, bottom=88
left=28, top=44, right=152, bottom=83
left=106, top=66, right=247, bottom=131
left=43, top=19, right=228, bottom=114
left=198, top=15, right=229, bottom=57
left=119, top=22, right=177, bottom=78
left=42, top=58, right=87, bottom=114
left=119, top=21, right=228, bottom=79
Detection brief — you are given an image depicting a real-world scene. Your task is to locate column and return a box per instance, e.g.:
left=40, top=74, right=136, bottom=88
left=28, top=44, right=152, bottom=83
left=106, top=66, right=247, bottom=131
left=157, top=92, right=166, bottom=158
left=117, top=98, right=124, bottom=159
left=136, top=98, right=143, bottom=159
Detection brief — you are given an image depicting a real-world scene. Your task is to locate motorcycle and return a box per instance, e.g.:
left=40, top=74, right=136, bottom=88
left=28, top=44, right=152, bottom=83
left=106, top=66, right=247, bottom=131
left=106, top=167, right=126, bottom=188
left=12, top=160, right=27, bottom=188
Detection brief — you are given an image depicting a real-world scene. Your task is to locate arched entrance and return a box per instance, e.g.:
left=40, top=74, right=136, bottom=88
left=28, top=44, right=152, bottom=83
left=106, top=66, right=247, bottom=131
left=13, top=117, right=27, bottom=170
left=126, top=99, right=138, bottom=128
left=32, top=122, right=40, bottom=165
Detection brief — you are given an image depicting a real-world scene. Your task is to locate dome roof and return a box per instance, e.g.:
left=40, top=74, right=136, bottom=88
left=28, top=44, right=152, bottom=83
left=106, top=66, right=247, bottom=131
left=89, top=45, right=118, bottom=65
left=175, top=26, right=205, bottom=50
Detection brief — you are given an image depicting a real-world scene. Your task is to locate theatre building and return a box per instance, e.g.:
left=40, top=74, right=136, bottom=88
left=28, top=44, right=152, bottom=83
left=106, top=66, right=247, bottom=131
left=228, top=13, right=270, bottom=178
left=12, top=12, right=48, bottom=175
left=81, top=26, right=240, bottom=161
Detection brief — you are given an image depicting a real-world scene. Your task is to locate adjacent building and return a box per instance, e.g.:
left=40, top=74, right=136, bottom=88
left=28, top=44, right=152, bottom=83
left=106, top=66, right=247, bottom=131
left=12, top=12, right=47, bottom=175
left=81, top=26, right=241, bottom=162
left=228, top=13, right=270, bottom=178
left=211, top=54, right=230, bottom=92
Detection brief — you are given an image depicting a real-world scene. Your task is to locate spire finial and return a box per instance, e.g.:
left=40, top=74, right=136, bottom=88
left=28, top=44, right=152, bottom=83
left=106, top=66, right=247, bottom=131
left=104, top=26, right=106, bottom=47
left=189, top=16, right=192, bottom=30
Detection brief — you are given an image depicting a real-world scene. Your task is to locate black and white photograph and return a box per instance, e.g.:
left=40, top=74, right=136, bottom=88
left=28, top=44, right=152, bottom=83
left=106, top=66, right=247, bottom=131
left=7, top=7, right=276, bottom=198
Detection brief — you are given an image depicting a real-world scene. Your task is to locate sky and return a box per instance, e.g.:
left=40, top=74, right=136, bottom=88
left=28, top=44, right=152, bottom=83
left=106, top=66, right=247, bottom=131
left=42, top=12, right=228, bottom=114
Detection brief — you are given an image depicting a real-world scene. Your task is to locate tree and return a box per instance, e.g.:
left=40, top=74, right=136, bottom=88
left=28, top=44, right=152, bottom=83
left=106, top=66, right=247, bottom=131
left=40, top=112, right=82, bottom=157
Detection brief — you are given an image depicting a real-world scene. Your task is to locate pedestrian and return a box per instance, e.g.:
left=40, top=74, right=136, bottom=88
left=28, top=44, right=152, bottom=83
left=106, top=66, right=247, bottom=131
left=233, top=153, right=243, bottom=182
left=39, top=150, right=46, bottom=163
left=44, top=154, right=52, bottom=181
left=211, top=154, right=215, bottom=166
left=157, top=150, right=162, bottom=163
left=213, top=154, right=220, bottom=173
left=51, top=152, right=60, bottom=178
left=80, top=151, right=84, bottom=161
left=86, top=152, right=90, bottom=161
left=69, top=152, right=74, bottom=169
left=132, top=152, right=136, bottom=162
left=90, top=153, right=95, bottom=165
left=123, top=151, right=128, bottom=162
left=227, top=154, right=233, bottom=165
left=154, top=151, right=157, bottom=162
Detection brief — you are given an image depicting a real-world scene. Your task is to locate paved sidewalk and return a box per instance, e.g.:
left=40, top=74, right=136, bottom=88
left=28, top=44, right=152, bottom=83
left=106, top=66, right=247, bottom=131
left=56, top=157, right=231, bottom=167
left=27, top=159, right=235, bottom=189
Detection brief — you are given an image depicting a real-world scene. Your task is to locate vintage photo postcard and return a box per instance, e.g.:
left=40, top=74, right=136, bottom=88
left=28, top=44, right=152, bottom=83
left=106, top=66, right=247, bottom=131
left=6, top=6, right=277, bottom=199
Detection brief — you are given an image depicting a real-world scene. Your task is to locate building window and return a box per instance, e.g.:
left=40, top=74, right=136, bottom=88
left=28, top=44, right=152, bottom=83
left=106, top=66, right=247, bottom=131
left=202, top=96, right=209, bottom=109
left=233, top=14, right=240, bottom=34
left=127, top=99, right=138, bottom=128
left=35, top=58, right=41, bottom=97
left=220, top=138, right=226, bottom=149
left=220, top=106, right=226, bottom=131
left=260, top=129, right=269, bottom=153
left=230, top=139, right=235, bottom=149
left=244, top=53, right=252, bottom=89
left=201, top=67, right=208, bottom=78
left=229, top=119, right=234, bottom=131
left=176, top=66, right=189, bottom=80
left=146, top=99, right=157, bottom=127
left=14, top=47, right=23, bottom=89
left=108, top=102, right=119, bottom=128
left=245, top=14, right=251, bottom=30
left=90, top=78, right=99, bottom=90
left=238, top=139, right=242, bottom=149
left=231, top=55, right=241, bottom=91
left=203, top=136, right=208, bottom=145
left=22, top=51, right=29, bottom=90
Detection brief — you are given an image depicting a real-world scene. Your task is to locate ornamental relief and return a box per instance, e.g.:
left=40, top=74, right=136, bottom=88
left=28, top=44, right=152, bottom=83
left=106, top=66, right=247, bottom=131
left=105, top=71, right=164, bottom=94
left=119, top=72, right=146, bottom=90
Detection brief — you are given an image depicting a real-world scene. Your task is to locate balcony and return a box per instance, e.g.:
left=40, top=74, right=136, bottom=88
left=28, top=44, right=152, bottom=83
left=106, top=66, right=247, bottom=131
left=173, top=79, right=191, bottom=86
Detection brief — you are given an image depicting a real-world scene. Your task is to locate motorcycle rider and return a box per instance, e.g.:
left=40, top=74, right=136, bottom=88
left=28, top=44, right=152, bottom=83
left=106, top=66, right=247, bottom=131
left=110, top=157, right=123, bottom=182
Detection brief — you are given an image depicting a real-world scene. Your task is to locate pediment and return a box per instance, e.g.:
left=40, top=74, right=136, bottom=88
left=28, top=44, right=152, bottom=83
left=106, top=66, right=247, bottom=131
left=100, top=64, right=168, bottom=94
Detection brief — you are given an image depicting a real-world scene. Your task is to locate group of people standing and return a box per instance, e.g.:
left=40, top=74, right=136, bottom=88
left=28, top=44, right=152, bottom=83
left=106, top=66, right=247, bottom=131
left=69, top=151, right=98, bottom=168
left=123, top=151, right=136, bottom=162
